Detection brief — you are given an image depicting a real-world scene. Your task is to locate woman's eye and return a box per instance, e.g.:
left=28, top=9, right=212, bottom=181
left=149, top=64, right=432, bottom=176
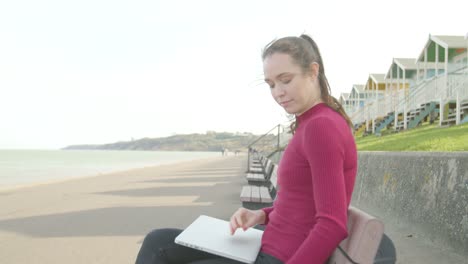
left=282, top=79, right=291, bottom=84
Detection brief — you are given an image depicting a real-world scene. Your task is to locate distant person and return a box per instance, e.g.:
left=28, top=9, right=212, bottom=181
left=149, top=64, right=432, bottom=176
left=135, top=34, right=357, bottom=264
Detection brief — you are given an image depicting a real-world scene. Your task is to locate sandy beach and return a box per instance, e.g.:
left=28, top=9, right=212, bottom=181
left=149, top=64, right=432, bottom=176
left=1, top=154, right=465, bottom=264
left=0, top=155, right=246, bottom=264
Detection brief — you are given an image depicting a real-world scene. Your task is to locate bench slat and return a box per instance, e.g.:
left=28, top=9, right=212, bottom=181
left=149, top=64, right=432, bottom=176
left=251, top=186, right=261, bottom=202
left=328, top=206, right=384, bottom=264
left=246, top=172, right=263, bottom=178
left=259, top=187, right=272, bottom=203
left=240, top=186, right=252, bottom=202
left=252, top=175, right=267, bottom=182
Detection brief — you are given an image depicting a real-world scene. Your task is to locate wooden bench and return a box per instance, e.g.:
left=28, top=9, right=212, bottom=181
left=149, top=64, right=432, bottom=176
left=248, top=155, right=267, bottom=173
left=250, top=155, right=263, bottom=167
left=240, top=165, right=278, bottom=210
left=246, top=159, right=274, bottom=186
left=327, top=206, right=395, bottom=264
left=249, top=156, right=266, bottom=169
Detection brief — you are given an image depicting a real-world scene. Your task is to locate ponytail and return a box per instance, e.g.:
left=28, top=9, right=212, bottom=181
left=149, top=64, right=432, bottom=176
left=300, top=35, right=354, bottom=130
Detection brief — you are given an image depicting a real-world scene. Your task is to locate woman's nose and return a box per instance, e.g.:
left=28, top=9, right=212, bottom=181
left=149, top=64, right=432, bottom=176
left=272, top=86, right=286, bottom=99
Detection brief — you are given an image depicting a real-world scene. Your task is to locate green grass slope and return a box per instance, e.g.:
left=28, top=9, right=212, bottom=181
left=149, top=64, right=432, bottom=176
left=355, top=122, right=468, bottom=151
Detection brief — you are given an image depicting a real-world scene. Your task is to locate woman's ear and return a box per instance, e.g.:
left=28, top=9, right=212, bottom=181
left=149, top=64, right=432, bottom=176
left=309, top=62, right=320, bottom=80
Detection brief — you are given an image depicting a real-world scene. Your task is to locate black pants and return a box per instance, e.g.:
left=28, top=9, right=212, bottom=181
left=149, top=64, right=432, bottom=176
left=135, top=228, right=283, bottom=264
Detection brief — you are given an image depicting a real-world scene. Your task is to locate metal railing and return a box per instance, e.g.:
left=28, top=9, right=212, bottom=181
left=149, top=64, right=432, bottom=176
left=247, top=122, right=293, bottom=164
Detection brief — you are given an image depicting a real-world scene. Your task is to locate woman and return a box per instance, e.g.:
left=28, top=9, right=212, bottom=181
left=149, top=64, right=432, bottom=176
left=135, top=34, right=357, bottom=264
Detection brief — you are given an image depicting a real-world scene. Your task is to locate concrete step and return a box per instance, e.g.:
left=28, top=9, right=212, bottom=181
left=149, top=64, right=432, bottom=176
left=395, top=125, right=405, bottom=131
left=441, top=118, right=457, bottom=127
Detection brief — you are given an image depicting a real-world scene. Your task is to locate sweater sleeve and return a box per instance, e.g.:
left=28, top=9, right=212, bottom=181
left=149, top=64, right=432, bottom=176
left=261, top=206, right=274, bottom=225
left=287, top=117, right=349, bottom=264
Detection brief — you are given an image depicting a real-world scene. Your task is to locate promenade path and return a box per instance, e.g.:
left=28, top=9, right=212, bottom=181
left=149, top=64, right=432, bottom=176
left=0, top=155, right=465, bottom=263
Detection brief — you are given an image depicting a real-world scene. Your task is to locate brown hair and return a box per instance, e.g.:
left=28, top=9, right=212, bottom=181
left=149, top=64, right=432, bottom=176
left=262, top=34, right=353, bottom=133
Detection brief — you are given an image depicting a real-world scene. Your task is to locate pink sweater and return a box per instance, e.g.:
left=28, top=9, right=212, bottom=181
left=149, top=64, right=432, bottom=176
left=261, top=103, right=357, bottom=264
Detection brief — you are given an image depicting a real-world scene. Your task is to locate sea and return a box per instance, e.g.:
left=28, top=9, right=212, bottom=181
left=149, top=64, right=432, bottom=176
left=0, top=149, right=220, bottom=189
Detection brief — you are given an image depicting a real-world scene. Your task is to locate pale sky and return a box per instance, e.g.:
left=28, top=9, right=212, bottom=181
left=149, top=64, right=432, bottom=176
left=0, top=0, right=466, bottom=149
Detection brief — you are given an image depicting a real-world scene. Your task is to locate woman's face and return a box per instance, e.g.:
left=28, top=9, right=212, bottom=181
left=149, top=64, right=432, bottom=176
left=263, top=53, right=322, bottom=116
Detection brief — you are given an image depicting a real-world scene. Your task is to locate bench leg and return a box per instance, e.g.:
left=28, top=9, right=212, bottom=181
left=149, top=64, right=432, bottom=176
left=374, top=233, right=397, bottom=264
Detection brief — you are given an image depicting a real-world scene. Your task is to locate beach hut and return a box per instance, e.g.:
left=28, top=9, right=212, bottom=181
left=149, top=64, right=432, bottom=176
left=416, top=35, right=468, bottom=125
left=385, top=58, right=417, bottom=130
left=364, top=74, right=385, bottom=133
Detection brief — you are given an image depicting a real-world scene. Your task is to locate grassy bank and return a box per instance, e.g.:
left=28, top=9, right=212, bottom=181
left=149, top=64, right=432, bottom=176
left=355, top=122, right=468, bottom=151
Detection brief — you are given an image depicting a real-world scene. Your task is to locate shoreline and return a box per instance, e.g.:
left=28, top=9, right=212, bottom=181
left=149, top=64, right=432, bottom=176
left=0, top=155, right=226, bottom=193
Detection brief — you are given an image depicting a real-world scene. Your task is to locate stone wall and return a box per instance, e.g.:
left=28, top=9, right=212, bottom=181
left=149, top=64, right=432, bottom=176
left=352, top=152, right=468, bottom=253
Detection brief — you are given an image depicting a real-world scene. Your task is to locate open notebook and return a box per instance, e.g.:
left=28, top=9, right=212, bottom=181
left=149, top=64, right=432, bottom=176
left=175, top=215, right=264, bottom=264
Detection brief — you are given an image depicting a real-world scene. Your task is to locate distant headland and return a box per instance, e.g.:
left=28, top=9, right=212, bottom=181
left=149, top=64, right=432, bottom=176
left=62, top=131, right=273, bottom=152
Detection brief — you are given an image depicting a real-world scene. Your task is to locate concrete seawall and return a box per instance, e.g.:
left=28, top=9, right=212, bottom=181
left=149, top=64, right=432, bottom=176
left=352, top=151, right=468, bottom=254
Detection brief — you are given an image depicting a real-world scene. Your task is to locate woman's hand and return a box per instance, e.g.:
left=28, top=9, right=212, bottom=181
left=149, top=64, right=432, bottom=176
left=229, top=208, right=266, bottom=235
